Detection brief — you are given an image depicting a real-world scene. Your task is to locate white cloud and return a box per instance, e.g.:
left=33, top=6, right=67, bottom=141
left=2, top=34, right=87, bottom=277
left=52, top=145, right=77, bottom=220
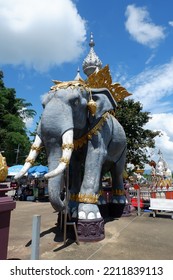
left=0, top=0, right=86, bottom=72
left=148, top=132, right=173, bottom=171
left=125, top=59, right=173, bottom=113
left=143, top=114, right=173, bottom=171
left=169, top=21, right=173, bottom=27
left=24, top=118, right=34, bottom=129
left=146, top=113, right=173, bottom=141
left=154, top=132, right=173, bottom=170
left=144, top=113, right=173, bottom=172
left=114, top=62, right=173, bottom=171
left=145, top=53, right=155, bottom=65
left=125, top=4, right=165, bottom=48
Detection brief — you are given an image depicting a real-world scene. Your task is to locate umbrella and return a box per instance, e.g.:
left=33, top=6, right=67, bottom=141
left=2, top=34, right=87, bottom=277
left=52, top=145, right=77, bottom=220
left=28, top=165, right=48, bottom=178
left=8, top=165, right=24, bottom=176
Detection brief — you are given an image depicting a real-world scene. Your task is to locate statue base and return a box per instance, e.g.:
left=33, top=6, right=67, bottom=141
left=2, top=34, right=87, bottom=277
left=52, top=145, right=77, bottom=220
left=77, top=217, right=105, bottom=242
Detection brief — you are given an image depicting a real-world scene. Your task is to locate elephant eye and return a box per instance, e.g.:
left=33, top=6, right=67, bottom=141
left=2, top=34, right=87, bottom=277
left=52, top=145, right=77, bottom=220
left=73, top=98, right=80, bottom=106
left=74, top=99, right=79, bottom=106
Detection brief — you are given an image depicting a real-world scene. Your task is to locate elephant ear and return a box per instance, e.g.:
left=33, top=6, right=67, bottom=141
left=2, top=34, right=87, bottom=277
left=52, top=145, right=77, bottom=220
left=91, top=88, right=117, bottom=118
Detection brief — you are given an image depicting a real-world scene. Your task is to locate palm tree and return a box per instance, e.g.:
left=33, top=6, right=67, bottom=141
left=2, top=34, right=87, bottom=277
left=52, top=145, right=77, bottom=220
left=0, top=71, right=36, bottom=165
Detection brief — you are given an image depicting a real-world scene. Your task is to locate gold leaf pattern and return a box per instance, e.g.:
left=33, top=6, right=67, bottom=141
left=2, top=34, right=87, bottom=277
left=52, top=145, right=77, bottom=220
left=70, top=193, right=99, bottom=204
left=86, top=65, right=132, bottom=102
left=74, top=112, right=109, bottom=150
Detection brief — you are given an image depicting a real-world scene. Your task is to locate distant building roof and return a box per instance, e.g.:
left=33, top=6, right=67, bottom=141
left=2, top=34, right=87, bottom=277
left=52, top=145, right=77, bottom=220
left=74, top=67, right=83, bottom=81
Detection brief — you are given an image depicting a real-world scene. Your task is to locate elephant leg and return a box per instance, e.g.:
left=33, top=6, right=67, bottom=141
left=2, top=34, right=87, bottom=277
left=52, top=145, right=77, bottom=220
left=110, top=163, right=125, bottom=204
left=68, top=153, right=83, bottom=218
left=78, top=139, right=106, bottom=220
left=109, top=152, right=126, bottom=217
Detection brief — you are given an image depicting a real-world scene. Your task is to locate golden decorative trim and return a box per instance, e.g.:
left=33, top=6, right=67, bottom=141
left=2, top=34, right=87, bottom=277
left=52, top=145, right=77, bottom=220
left=25, top=158, right=35, bottom=165
left=87, top=89, right=97, bottom=116
left=112, top=189, right=125, bottom=196
left=109, top=110, right=116, bottom=117
left=31, top=144, right=43, bottom=152
left=50, top=80, right=88, bottom=91
left=50, top=65, right=131, bottom=103
left=74, top=112, right=109, bottom=150
left=62, top=143, right=74, bottom=150
left=99, top=189, right=125, bottom=197
left=60, top=157, right=70, bottom=165
left=70, top=193, right=99, bottom=204
left=87, top=98, right=97, bottom=116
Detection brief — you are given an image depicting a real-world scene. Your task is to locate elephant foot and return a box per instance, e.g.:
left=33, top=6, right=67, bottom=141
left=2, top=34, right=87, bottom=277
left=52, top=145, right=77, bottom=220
left=67, top=201, right=105, bottom=242
left=109, top=195, right=126, bottom=218
left=98, top=195, right=107, bottom=205
left=68, top=200, right=79, bottom=218
left=78, top=203, right=102, bottom=219
left=111, top=195, right=126, bottom=204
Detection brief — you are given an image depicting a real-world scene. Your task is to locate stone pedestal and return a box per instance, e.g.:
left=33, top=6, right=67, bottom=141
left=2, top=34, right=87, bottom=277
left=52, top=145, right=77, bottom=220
left=0, top=186, right=16, bottom=260
left=77, top=217, right=105, bottom=242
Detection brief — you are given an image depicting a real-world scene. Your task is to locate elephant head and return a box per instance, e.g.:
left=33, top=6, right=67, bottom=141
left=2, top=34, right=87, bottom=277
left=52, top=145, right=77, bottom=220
left=15, top=81, right=117, bottom=212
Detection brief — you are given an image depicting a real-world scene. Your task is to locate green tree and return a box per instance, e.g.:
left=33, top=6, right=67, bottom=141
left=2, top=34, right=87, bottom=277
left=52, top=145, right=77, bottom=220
left=0, top=71, right=36, bottom=166
left=115, top=99, right=160, bottom=168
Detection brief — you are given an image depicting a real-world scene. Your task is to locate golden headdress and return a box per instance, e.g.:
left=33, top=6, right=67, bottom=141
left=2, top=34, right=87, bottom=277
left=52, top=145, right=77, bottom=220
left=50, top=65, right=132, bottom=103
left=86, top=65, right=132, bottom=102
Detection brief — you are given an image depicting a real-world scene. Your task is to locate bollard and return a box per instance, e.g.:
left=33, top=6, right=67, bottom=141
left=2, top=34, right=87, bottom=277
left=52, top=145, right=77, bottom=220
left=31, top=215, right=41, bottom=260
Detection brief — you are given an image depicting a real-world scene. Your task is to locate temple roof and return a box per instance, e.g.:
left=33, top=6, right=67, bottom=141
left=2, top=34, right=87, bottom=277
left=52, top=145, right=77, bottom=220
left=74, top=67, right=83, bottom=81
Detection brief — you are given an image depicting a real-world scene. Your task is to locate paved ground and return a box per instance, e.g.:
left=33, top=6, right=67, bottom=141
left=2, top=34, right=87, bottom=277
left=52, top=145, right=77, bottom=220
left=7, top=201, right=173, bottom=260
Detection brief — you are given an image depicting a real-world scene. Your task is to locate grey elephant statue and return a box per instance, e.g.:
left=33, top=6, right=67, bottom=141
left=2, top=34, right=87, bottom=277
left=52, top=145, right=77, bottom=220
left=15, top=66, right=128, bottom=241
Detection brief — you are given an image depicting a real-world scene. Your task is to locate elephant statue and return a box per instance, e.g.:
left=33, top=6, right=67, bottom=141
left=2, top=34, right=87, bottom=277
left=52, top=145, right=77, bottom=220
left=15, top=79, right=127, bottom=241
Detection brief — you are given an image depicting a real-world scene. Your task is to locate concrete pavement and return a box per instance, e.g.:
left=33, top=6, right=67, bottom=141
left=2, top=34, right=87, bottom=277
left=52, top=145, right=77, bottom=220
left=7, top=201, right=173, bottom=260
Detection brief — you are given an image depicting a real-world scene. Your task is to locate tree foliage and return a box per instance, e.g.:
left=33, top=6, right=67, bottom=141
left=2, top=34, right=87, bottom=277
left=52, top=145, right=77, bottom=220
left=0, top=71, right=36, bottom=166
left=115, top=99, right=160, bottom=168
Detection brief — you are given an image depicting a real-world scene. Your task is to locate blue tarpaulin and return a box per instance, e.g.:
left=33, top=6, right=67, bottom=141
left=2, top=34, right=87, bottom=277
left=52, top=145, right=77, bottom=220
left=28, top=165, right=48, bottom=178
left=8, top=165, right=24, bottom=176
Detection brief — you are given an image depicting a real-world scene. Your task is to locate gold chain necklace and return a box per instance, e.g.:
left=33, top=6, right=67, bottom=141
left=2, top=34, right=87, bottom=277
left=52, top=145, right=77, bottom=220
left=73, top=112, right=109, bottom=150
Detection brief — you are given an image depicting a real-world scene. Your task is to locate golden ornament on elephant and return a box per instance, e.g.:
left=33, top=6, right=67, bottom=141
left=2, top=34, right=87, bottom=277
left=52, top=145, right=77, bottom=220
left=0, top=153, right=8, bottom=182
left=87, top=98, right=97, bottom=116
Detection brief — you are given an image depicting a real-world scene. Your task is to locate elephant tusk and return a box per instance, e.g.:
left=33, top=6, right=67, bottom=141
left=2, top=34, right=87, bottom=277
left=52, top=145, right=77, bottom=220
left=14, top=135, right=42, bottom=180
left=44, top=129, right=74, bottom=179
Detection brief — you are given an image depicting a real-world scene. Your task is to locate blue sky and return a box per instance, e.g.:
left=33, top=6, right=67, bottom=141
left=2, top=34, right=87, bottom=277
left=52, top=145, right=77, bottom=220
left=0, top=0, right=173, bottom=170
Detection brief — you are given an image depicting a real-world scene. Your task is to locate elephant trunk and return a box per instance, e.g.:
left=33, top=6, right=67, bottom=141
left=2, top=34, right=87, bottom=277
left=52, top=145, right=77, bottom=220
left=48, top=175, right=66, bottom=212
left=44, top=129, right=74, bottom=179
left=45, top=129, right=74, bottom=212
left=14, top=135, right=42, bottom=180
